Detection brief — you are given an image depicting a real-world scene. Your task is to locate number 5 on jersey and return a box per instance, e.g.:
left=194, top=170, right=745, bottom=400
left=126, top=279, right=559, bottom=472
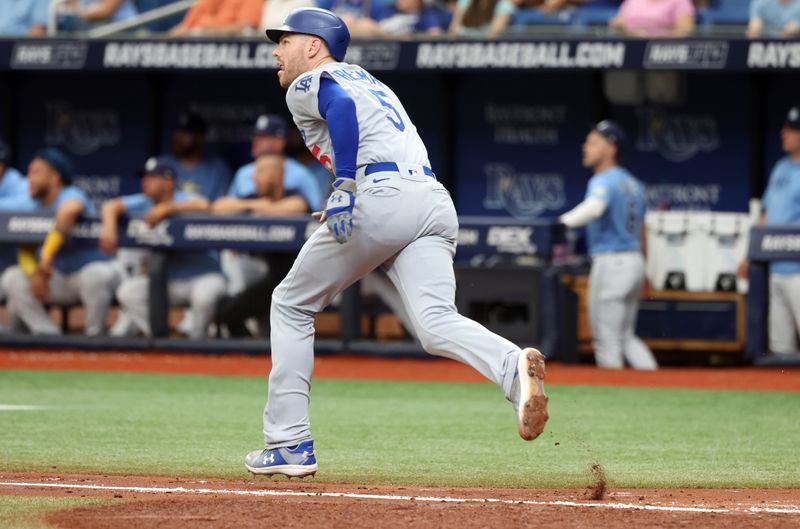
left=368, top=89, right=405, bottom=132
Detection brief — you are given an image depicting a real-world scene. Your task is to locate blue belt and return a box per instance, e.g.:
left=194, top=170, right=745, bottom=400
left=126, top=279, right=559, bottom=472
left=364, top=162, right=436, bottom=179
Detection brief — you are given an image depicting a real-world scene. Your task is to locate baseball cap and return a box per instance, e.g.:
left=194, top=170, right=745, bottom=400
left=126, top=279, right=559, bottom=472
left=784, top=106, right=800, bottom=130
left=253, top=114, right=288, bottom=138
left=139, top=156, right=178, bottom=179
left=34, top=147, right=74, bottom=185
left=593, top=120, right=627, bottom=148
left=176, top=112, right=207, bottom=134
left=0, top=138, right=10, bottom=165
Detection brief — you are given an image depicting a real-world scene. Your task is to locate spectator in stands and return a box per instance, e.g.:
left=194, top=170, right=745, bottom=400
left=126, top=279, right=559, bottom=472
left=59, top=0, right=139, bottom=31
left=0, top=0, right=49, bottom=36
left=212, top=154, right=312, bottom=337
left=163, top=112, right=232, bottom=201
left=746, top=0, right=800, bottom=37
left=0, top=148, right=118, bottom=336
left=739, top=106, right=800, bottom=355
left=345, top=0, right=447, bottom=36
left=609, top=0, right=695, bottom=37
left=449, top=0, right=516, bottom=38
left=102, top=156, right=226, bottom=340
left=559, top=121, right=658, bottom=370
left=261, top=0, right=316, bottom=28
left=170, top=0, right=263, bottom=35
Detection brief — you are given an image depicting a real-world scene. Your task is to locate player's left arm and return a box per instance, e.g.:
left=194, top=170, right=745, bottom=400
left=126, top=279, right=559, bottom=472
left=39, top=198, right=86, bottom=274
left=78, top=0, right=125, bottom=20
left=145, top=196, right=210, bottom=227
left=316, top=77, right=359, bottom=243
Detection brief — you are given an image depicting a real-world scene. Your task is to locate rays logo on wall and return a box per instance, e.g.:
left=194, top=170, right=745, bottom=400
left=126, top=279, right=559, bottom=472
left=45, top=102, right=120, bottom=156
left=483, top=163, right=565, bottom=220
left=636, top=107, right=719, bottom=162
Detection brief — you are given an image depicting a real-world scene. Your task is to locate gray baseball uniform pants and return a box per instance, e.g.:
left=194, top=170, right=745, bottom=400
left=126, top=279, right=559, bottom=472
left=0, top=261, right=119, bottom=336
left=116, top=272, right=226, bottom=340
left=588, top=251, right=657, bottom=370
left=768, top=274, right=800, bottom=354
left=263, top=168, right=521, bottom=448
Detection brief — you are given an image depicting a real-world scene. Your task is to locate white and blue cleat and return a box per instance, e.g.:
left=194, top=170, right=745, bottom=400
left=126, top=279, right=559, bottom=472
left=245, top=439, right=318, bottom=478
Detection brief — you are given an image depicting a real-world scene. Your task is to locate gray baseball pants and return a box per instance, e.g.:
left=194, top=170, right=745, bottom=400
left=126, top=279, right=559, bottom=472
left=588, top=251, right=657, bottom=370
left=263, top=168, right=521, bottom=448
left=768, top=273, right=800, bottom=354
left=116, top=272, right=226, bottom=340
left=1, top=261, right=119, bottom=336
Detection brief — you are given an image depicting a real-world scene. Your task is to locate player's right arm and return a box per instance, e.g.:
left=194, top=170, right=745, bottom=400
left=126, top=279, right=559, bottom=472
left=100, top=198, right=128, bottom=254
left=746, top=0, right=765, bottom=37
left=559, top=175, right=609, bottom=228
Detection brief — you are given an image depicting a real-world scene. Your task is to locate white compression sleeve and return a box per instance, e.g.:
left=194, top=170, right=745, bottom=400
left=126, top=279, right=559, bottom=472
left=558, top=198, right=607, bottom=228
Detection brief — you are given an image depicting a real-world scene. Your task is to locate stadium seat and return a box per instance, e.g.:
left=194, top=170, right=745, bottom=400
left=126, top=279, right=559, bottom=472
left=573, top=5, right=618, bottom=27
left=134, top=0, right=185, bottom=31
left=704, top=0, right=750, bottom=26
left=511, top=8, right=577, bottom=27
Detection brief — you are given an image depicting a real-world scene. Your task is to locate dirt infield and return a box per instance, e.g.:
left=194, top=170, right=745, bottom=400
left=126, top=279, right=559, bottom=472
left=2, top=349, right=800, bottom=392
left=0, top=473, right=798, bottom=529
left=2, top=349, right=799, bottom=528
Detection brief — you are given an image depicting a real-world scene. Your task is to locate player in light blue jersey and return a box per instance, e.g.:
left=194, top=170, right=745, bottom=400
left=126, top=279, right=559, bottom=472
left=244, top=7, right=549, bottom=479
left=163, top=113, right=232, bottom=201
left=228, top=114, right=323, bottom=210
left=0, top=148, right=118, bottom=336
left=755, top=106, right=800, bottom=354
left=560, top=120, right=657, bottom=370
left=0, top=139, right=28, bottom=205
left=0, top=139, right=30, bottom=316
left=100, top=156, right=227, bottom=340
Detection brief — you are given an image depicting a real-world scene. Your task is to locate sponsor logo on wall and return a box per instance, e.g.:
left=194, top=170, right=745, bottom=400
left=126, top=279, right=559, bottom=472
left=188, top=103, right=268, bottom=143
left=103, top=42, right=277, bottom=69
left=45, top=101, right=121, bottom=155
left=416, top=41, right=625, bottom=69
left=643, top=42, right=728, bottom=69
left=483, top=163, right=565, bottom=220
left=646, top=184, right=722, bottom=210
left=636, top=107, right=719, bottom=163
left=747, top=42, right=800, bottom=68
left=344, top=43, right=402, bottom=71
left=11, top=42, right=87, bottom=70
left=485, top=103, right=566, bottom=146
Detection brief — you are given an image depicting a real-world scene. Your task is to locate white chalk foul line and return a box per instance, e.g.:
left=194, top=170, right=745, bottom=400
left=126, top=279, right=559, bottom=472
left=1, top=481, right=799, bottom=515
left=0, top=404, right=47, bottom=411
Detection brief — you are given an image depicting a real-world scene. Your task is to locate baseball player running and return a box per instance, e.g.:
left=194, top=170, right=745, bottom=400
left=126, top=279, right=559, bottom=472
left=245, top=7, right=548, bottom=478
left=559, top=121, right=657, bottom=370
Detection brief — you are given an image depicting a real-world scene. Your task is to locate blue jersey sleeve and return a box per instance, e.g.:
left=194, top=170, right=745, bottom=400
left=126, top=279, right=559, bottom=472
left=317, top=77, right=359, bottom=181
left=586, top=174, right=612, bottom=205
left=229, top=163, right=256, bottom=198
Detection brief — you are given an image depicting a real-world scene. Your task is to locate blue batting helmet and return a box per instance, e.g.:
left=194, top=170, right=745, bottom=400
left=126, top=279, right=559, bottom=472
left=266, top=8, right=350, bottom=62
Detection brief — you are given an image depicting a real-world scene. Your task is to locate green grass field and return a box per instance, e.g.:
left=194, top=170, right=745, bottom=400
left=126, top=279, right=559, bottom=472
left=1, top=369, right=799, bottom=489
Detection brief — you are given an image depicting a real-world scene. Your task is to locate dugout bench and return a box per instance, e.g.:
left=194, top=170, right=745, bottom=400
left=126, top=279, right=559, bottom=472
left=0, top=211, right=570, bottom=358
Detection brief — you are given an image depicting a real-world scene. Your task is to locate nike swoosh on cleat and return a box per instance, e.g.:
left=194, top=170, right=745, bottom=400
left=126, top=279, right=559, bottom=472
left=372, top=177, right=390, bottom=183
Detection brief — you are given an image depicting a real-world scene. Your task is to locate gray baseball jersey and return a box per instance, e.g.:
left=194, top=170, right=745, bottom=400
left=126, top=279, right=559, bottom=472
left=261, top=63, right=523, bottom=448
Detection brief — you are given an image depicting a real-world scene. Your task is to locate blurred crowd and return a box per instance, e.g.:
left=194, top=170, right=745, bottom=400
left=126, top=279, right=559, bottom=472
left=1, top=0, right=796, bottom=39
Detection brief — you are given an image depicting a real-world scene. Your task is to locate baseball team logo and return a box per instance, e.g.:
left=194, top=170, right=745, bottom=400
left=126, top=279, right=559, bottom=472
left=483, top=163, right=565, bottom=220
